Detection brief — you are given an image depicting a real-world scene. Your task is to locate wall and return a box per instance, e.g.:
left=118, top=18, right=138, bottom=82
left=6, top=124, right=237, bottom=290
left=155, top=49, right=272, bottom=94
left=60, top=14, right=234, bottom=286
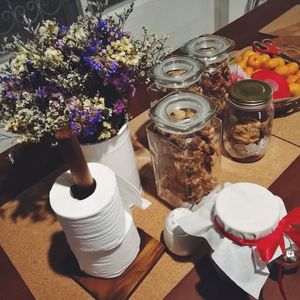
left=106, top=0, right=215, bottom=50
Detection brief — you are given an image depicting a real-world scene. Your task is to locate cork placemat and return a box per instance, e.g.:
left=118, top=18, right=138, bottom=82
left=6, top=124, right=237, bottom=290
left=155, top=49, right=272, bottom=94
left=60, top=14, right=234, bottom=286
left=259, top=5, right=300, bottom=36
left=66, top=229, right=165, bottom=300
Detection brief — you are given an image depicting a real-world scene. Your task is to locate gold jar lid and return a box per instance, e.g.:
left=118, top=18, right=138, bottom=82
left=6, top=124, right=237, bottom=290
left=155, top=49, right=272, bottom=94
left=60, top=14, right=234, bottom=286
left=229, top=79, right=272, bottom=110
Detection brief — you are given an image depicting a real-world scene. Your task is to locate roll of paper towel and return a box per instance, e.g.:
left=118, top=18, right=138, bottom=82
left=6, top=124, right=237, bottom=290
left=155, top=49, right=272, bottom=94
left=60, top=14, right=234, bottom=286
left=50, top=163, right=141, bottom=278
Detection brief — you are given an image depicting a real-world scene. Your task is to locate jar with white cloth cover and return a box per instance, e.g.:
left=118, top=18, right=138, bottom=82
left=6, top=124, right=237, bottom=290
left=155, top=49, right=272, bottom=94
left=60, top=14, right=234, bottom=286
left=176, top=182, right=300, bottom=299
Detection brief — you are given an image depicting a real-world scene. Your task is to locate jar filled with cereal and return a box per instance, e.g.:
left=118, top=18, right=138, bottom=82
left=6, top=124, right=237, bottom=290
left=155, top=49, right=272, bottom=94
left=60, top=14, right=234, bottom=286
left=223, top=79, right=274, bottom=162
left=146, top=92, right=222, bottom=208
left=182, top=34, right=235, bottom=115
left=148, top=56, right=205, bottom=106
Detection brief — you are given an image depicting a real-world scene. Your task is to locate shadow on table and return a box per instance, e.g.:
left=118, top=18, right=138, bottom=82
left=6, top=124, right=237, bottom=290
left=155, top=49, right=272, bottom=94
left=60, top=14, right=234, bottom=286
left=48, top=231, right=72, bottom=276
left=194, top=254, right=250, bottom=300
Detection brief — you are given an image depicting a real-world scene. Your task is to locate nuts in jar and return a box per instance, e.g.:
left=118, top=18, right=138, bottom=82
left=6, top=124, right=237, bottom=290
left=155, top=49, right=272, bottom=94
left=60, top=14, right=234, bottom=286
left=223, top=79, right=274, bottom=162
left=182, top=34, right=235, bottom=115
left=148, top=56, right=205, bottom=106
left=147, top=92, right=222, bottom=208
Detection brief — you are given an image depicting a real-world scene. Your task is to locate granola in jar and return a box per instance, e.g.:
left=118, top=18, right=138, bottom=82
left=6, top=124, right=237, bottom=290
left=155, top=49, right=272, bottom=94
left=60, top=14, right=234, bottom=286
left=182, top=34, right=235, bottom=116
left=223, top=80, right=274, bottom=162
left=147, top=92, right=221, bottom=208
left=148, top=56, right=205, bottom=106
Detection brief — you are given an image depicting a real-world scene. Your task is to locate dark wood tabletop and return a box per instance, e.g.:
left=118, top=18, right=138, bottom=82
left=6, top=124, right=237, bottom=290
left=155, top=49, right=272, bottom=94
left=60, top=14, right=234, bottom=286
left=0, top=1, right=300, bottom=298
left=0, top=0, right=299, bottom=206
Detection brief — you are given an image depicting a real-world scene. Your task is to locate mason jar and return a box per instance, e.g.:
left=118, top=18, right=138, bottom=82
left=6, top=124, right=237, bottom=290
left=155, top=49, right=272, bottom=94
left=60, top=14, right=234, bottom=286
left=146, top=92, right=222, bottom=208
left=223, top=79, right=274, bottom=162
left=182, top=34, right=235, bottom=116
left=148, top=56, right=205, bottom=106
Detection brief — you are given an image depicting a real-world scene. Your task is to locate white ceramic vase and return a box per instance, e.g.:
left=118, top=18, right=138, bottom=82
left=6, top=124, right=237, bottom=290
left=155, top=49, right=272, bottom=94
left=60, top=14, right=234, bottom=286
left=81, top=123, right=141, bottom=193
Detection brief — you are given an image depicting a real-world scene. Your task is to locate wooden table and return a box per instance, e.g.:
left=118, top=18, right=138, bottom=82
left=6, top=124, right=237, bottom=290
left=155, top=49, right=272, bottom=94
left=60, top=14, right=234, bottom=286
left=1, top=0, right=300, bottom=299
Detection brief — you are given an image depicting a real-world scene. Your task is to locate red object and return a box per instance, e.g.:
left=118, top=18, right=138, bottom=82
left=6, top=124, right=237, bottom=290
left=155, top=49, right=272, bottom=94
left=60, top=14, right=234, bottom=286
left=213, top=207, right=300, bottom=263
left=251, top=69, right=290, bottom=99
left=252, top=39, right=280, bottom=55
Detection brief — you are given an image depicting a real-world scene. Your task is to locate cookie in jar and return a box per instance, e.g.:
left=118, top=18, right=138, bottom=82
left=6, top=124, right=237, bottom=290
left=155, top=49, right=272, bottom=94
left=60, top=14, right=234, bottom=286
left=182, top=34, right=235, bottom=116
left=146, top=92, right=222, bottom=208
left=223, top=79, right=274, bottom=162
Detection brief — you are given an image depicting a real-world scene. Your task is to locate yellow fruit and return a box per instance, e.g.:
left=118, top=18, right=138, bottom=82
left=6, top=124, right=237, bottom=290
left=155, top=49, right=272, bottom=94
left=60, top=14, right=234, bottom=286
left=276, top=57, right=286, bottom=66
left=242, top=49, right=256, bottom=60
left=274, top=65, right=290, bottom=77
left=286, top=75, right=299, bottom=84
left=289, top=82, right=300, bottom=96
left=238, top=60, right=247, bottom=70
left=286, top=62, right=299, bottom=75
left=247, top=54, right=263, bottom=69
left=260, top=54, right=270, bottom=63
left=244, top=66, right=254, bottom=76
left=262, top=57, right=281, bottom=69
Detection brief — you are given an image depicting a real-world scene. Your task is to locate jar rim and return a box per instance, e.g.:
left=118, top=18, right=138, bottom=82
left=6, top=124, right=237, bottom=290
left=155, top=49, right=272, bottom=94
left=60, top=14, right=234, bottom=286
left=229, top=79, right=273, bottom=109
left=182, top=34, right=235, bottom=63
left=149, top=92, right=216, bottom=133
left=151, top=56, right=205, bottom=89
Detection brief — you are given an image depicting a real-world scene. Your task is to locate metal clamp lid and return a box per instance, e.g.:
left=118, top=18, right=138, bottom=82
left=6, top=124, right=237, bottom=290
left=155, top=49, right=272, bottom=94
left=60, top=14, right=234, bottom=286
left=149, top=92, right=216, bottom=133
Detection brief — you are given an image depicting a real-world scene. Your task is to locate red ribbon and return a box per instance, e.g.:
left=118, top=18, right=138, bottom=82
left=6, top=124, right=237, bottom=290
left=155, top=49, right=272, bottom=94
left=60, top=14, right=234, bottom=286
left=214, top=207, right=300, bottom=262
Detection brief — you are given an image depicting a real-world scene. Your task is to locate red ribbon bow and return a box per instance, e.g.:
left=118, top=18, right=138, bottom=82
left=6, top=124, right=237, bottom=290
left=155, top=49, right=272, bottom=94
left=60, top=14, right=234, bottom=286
left=214, top=207, right=300, bottom=262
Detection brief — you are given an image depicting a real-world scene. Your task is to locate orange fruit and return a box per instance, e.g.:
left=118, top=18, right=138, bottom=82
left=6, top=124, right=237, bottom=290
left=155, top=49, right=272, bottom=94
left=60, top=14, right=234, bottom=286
left=289, top=82, right=300, bottom=96
left=242, top=49, right=256, bottom=60
left=295, top=70, right=300, bottom=77
left=274, top=65, right=290, bottom=77
left=262, top=57, right=281, bottom=69
left=238, top=59, right=247, bottom=70
left=247, top=54, right=263, bottom=69
left=286, top=74, right=299, bottom=84
left=296, top=78, right=300, bottom=84
left=286, top=62, right=299, bottom=75
left=244, top=66, right=254, bottom=76
left=260, top=54, right=270, bottom=63
left=276, top=57, right=286, bottom=66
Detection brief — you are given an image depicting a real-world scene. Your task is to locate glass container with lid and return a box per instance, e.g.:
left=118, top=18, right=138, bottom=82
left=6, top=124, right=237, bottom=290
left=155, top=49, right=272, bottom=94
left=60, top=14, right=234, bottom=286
left=146, top=92, right=222, bottom=208
left=223, top=79, right=274, bottom=162
left=183, top=34, right=235, bottom=115
left=148, top=56, right=205, bottom=106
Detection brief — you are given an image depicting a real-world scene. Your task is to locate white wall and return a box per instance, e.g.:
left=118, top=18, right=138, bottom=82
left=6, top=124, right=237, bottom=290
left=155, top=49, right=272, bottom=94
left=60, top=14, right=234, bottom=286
left=106, top=0, right=215, bottom=50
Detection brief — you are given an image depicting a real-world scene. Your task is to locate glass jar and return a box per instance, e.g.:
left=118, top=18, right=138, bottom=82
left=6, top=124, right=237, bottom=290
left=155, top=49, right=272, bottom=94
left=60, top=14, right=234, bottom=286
left=182, top=34, right=235, bottom=115
left=148, top=56, right=205, bottom=106
left=146, top=92, right=222, bottom=208
left=223, top=79, right=274, bottom=162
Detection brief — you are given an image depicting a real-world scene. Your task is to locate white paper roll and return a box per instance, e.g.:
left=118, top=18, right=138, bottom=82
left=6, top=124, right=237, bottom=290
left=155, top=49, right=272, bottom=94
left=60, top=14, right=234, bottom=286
left=50, top=162, right=141, bottom=278
left=73, top=210, right=140, bottom=278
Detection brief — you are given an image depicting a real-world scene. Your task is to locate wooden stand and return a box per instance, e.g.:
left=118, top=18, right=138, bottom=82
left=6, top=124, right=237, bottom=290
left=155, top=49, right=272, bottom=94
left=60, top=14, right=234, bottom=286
left=65, top=229, right=165, bottom=300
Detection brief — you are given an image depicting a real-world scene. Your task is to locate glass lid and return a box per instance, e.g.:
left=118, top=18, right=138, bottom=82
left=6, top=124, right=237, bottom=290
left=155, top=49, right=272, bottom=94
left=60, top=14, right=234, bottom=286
left=149, top=92, right=216, bottom=133
left=151, top=56, right=205, bottom=89
left=183, top=34, right=235, bottom=62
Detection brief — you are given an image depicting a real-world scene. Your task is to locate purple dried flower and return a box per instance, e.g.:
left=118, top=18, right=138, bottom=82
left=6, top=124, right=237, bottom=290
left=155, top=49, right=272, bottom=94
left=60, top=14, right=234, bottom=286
left=114, top=99, right=125, bottom=115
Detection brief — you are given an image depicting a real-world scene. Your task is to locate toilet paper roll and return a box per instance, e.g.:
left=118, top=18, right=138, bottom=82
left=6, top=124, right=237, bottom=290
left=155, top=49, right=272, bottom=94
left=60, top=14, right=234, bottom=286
left=50, top=163, right=126, bottom=252
left=72, top=210, right=141, bottom=278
